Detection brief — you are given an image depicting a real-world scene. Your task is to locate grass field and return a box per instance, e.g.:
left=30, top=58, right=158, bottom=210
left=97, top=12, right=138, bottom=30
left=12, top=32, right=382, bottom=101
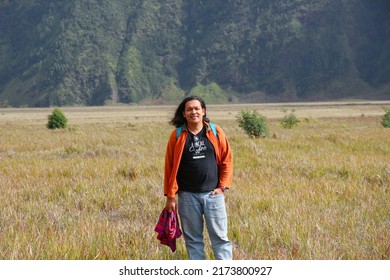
left=0, top=101, right=389, bottom=260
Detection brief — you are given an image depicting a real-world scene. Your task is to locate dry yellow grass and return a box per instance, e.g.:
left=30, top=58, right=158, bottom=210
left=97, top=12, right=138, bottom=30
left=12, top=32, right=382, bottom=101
left=0, top=102, right=389, bottom=259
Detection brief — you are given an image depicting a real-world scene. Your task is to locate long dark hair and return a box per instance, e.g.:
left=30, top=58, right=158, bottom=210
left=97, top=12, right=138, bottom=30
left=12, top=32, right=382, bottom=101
left=169, top=96, right=210, bottom=127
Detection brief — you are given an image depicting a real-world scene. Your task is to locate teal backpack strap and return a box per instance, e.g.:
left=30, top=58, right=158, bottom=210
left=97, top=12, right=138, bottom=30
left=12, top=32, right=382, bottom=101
left=175, top=126, right=183, bottom=140
left=210, top=123, right=217, bottom=138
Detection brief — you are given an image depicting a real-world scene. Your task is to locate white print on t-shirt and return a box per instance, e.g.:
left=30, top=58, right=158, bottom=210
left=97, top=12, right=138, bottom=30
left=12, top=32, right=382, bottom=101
left=189, top=139, right=206, bottom=159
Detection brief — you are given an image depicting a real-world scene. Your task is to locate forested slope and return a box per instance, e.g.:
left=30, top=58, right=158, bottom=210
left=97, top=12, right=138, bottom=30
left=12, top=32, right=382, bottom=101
left=0, top=0, right=389, bottom=107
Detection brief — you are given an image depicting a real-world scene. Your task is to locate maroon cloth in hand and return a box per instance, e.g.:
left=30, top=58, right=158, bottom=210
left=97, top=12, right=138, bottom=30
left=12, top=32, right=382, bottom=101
left=154, top=209, right=182, bottom=252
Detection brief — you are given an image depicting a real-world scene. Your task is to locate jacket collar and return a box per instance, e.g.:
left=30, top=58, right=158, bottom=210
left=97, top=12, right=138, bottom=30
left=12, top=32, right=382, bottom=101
left=182, top=121, right=212, bottom=132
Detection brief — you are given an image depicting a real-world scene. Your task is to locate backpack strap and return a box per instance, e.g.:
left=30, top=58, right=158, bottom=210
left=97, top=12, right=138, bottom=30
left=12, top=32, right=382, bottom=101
left=210, top=123, right=217, bottom=138
left=176, top=123, right=217, bottom=140
left=175, top=125, right=183, bottom=140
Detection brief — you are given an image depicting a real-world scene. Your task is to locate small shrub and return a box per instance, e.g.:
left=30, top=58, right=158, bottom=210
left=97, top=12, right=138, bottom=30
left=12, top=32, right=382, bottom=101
left=236, top=110, right=268, bottom=138
left=381, top=108, right=390, bottom=128
left=47, top=108, right=68, bottom=129
left=280, top=109, right=300, bottom=129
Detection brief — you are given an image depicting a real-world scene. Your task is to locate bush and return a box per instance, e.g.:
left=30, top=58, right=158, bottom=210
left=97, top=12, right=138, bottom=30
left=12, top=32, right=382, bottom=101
left=47, top=108, right=68, bottom=129
left=236, top=110, right=269, bottom=137
left=381, top=108, right=390, bottom=128
left=280, top=109, right=300, bottom=128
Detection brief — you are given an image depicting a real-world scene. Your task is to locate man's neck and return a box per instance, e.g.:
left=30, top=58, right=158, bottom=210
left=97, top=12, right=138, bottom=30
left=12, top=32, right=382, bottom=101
left=187, top=122, right=203, bottom=135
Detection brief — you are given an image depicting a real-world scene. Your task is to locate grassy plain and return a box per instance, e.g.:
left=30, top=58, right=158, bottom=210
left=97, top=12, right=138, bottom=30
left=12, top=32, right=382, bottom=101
left=0, top=102, right=389, bottom=259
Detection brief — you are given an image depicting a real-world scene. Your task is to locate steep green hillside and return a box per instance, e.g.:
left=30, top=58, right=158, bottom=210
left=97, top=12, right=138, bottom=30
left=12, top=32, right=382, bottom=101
left=0, top=0, right=389, bottom=107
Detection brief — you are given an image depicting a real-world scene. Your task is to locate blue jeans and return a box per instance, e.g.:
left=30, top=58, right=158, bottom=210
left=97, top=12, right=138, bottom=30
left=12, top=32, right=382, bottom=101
left=178, top=191, right=232, bottom=260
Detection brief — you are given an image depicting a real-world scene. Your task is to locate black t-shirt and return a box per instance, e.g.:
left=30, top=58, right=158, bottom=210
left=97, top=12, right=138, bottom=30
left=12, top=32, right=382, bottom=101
left=177, top=127, right=219, bottom=193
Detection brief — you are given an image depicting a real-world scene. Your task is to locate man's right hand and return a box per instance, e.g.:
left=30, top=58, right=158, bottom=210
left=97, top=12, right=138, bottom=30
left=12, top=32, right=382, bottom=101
left=165, top=197, right=177, bottom=212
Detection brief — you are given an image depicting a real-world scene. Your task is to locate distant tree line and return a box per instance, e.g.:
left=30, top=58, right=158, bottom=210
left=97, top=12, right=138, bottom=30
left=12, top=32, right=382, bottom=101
left=0, top=0, right=389, bottom=107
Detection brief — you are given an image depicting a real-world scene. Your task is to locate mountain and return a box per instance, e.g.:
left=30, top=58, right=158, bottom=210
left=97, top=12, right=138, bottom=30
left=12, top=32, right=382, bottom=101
left=0, top=0, right=389, bottom=107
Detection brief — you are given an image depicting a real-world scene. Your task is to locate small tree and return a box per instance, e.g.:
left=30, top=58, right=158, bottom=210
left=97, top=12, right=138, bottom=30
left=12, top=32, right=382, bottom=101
left=236, top=110, right=269, bottom=138
left=47, top=108, right=68, bottom=129
left=381, top=108, right=390, bottom=128
left=280, top=109, right=300, bottom=129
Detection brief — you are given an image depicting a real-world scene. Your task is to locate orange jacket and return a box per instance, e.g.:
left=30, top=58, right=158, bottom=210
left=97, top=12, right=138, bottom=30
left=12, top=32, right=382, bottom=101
left=164, top=123, right=233, bottom=198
